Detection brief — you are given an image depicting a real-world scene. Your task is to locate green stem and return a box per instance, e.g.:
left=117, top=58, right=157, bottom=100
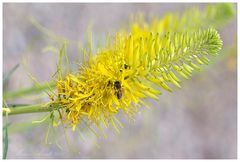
left=3, top=82, right=55, bottom=100
left=3, top=104, right=56, bottom=116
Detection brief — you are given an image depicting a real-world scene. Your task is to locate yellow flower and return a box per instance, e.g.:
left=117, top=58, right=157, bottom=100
left=51, top=5, right=225, bottom=133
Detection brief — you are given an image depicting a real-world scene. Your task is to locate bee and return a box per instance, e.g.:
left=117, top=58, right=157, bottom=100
left=114, top=81, right=122, bottom=99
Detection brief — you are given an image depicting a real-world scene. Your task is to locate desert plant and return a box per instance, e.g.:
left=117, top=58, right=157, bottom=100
left=2, top=3, right=235, bottom=158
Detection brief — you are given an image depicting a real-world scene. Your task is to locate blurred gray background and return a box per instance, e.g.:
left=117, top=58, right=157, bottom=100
left=3, top=3, right=237, bottom=159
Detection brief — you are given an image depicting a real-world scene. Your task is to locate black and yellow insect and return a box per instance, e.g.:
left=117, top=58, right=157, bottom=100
left=114, top=81, right=122, bottom=99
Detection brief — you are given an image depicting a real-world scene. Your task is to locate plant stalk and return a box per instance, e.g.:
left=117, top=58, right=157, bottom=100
left=3, top=104, right=55, bottom=116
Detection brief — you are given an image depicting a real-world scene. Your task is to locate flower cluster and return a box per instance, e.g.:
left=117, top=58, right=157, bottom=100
left=50, top=4, right=228, bottom=132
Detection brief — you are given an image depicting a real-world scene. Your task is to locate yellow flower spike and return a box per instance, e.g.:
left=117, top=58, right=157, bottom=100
left=49, top=5, right=225, bottom=137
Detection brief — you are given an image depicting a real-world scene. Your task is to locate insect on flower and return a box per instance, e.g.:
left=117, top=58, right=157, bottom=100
left=114, top=81, right=122, bottom=99
left=48, top=3, right=228, bottom=133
